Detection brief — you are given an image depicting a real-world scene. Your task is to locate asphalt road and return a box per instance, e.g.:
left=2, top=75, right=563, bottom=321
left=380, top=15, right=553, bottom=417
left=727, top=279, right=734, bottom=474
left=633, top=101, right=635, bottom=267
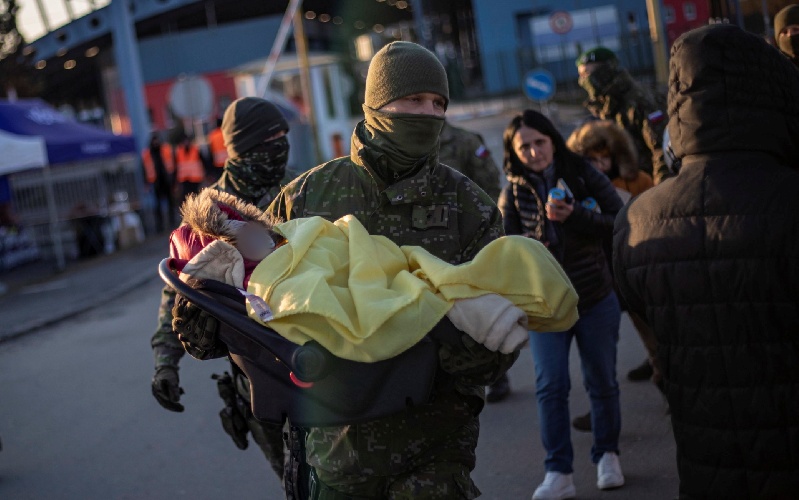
left=0, top=277, right=678, bottom=499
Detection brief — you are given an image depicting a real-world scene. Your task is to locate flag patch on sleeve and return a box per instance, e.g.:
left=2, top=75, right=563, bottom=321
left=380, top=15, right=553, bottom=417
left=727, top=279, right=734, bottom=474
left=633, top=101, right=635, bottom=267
left=475, top=145, right=490, bottom=158
left=648, top=110, right=665, bottom=123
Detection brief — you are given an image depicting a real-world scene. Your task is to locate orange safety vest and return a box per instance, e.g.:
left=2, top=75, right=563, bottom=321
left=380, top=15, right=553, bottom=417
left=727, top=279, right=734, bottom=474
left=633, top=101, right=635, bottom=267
left=208, top=128, right=228, bottom=168
left=175, top=144, right=205, bottom=183
left=141, top=144, right=175, bottom=183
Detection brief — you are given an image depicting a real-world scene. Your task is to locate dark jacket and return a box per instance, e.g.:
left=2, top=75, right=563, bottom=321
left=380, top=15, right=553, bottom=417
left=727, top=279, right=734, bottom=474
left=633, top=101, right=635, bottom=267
left=613, top=25, right=799, bottom=499
left=499, top=150, right=622, bottom=311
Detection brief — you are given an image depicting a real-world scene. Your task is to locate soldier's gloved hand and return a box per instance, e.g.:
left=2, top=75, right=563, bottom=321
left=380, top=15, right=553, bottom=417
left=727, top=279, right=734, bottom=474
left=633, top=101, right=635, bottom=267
left=172, top=293, right=228, bottom=360
left=151, top=365, right=185, bottom=412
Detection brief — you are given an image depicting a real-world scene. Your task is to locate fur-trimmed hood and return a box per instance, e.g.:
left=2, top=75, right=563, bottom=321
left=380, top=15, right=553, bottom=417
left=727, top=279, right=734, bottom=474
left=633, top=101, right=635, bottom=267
left=179, top=188, right=280, bottom=247
left=566, top=120, right=639, bottom=181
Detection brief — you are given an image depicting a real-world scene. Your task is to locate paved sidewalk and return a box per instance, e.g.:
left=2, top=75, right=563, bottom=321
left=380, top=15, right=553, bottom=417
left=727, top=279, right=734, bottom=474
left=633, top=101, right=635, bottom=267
left=0, top=235, right=170, bottom=342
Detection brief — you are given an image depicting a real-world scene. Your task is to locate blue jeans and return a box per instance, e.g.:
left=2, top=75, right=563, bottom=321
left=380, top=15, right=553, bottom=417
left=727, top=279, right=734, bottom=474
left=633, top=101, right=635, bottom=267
left=530, top=291, right=622, bottom=473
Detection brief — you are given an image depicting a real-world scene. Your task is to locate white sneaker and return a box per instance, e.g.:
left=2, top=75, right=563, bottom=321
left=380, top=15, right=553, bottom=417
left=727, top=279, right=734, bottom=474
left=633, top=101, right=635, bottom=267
left=596, top=452, right=625, bottom=490
left=532, top=471, right=576, bottom=500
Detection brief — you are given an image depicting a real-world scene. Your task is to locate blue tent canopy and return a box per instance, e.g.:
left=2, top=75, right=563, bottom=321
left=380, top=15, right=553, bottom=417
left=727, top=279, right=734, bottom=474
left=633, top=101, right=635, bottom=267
left=0, top=99, right=136, bottom=165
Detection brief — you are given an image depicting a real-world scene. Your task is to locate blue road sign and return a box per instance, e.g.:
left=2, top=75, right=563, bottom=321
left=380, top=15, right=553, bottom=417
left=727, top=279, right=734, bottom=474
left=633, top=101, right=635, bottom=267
left=524, top=69, right=556, bottom=102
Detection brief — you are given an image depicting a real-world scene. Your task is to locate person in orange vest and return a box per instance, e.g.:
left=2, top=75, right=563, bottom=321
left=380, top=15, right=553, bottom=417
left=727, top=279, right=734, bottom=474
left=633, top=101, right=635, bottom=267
left=141, top=132, right=176, bottom=232
left=174, top=134, right=204, bottom=204
left=207, top=117, right=228, bottom=183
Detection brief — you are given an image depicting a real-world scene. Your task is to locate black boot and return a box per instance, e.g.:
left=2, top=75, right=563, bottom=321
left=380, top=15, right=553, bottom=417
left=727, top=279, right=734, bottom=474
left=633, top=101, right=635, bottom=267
left=486, top=374, right=511, bottom=403
left=572, top=411, right=591, bottom=432
left=627, top=358, right=654, bottom=381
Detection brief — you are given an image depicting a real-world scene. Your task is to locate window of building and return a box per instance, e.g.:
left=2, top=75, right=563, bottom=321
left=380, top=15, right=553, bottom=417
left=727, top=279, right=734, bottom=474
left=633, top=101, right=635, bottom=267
left=664, top=6, right=676, bottom=24
left=684, top=2, right=697, bottom=22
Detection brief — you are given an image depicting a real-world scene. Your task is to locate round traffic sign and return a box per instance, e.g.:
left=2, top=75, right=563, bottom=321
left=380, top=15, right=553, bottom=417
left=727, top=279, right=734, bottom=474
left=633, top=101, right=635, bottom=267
left=524, top=69, right=556, bottom=102
left=549, top=11, right=573, bottom=35
left=169, top=75, right=214, bottom=120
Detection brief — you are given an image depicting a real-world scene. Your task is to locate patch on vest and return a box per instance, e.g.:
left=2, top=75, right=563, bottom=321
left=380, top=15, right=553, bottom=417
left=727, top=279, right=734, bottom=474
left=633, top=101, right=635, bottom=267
left=412, top=205, right=450, bottom=229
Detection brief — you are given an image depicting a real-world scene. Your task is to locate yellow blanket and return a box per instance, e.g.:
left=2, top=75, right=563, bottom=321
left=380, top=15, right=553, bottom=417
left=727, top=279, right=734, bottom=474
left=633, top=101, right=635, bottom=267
left=246, top=215, right=578, bottom=362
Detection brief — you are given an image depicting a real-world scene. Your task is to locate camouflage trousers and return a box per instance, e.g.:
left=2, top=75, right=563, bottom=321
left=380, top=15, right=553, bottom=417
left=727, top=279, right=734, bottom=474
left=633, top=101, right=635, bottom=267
left=248, top=416, right=288, bottom=483
left=311, top=459, right=479, bottom=499
left=307, top=394, right=482, bottom=499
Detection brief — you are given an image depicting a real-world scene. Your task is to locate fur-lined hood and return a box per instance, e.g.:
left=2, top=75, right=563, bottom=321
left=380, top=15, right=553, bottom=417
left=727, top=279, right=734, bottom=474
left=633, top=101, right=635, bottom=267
left=566, top=120, right=639, bottom=181
left=179, top=188, right=280, bottom=247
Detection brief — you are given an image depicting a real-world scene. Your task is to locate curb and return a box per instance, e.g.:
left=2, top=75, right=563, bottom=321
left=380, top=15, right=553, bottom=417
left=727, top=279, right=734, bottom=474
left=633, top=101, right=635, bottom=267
left=0, top=272, right=161, bottom=344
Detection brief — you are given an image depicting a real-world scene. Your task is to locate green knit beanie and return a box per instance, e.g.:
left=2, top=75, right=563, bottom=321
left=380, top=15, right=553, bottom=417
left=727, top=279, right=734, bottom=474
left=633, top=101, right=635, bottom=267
left=221, top=97, right=289, bottom=158
left=775, top=5, right=799, bottom=36
left=364, top=41, right=449, bottom=110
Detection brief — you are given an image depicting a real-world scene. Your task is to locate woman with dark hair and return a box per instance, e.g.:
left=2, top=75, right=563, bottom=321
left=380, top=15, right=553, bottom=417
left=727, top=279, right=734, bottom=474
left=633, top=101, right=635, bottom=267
left=499, top=110, right=625, bottom=500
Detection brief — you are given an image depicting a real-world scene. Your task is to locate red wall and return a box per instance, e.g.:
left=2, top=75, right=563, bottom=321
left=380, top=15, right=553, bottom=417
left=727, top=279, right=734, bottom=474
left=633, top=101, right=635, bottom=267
left=144, top=71, right=238, bottom=132
left=663, top=0, right=711, bottom=47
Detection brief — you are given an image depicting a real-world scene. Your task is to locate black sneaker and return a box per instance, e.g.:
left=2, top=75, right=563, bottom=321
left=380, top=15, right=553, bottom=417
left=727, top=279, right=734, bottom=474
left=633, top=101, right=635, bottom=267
left=486, top=374, right=511, bottom=403
left=627, top=359, right=654, bottom=381
left=572, top=411, right=591, bottom=432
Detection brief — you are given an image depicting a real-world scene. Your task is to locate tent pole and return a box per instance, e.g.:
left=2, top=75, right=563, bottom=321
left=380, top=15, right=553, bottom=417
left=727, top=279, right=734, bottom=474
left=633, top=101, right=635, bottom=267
left=42, top=165, right=65, bottom=271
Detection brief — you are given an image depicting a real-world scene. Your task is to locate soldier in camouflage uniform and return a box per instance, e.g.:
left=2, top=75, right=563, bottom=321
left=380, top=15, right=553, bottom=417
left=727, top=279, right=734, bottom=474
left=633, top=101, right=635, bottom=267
left=150, top=97, right=295, bottom=483
left=576, top=47, right=672, bottom=185
left=438, top=121, right=501, bottom=200
left=267, top=41, right=517, bottom=499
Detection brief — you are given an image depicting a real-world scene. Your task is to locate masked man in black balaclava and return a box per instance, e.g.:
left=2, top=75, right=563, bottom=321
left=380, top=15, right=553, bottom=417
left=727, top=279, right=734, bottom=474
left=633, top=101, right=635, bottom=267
left=150, top=97, right=294, bottom=485
left=775, top=4, right=799, bottom=67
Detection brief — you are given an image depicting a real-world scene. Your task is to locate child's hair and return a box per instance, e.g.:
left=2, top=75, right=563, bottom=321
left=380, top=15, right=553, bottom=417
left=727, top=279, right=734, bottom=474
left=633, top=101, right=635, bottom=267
left=566, top=120, right=639, bottom=181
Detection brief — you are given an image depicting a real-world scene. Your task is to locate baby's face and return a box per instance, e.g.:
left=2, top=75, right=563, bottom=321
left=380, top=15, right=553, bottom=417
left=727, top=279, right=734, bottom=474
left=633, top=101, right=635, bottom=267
left=236, top=221, right=276, bottom=261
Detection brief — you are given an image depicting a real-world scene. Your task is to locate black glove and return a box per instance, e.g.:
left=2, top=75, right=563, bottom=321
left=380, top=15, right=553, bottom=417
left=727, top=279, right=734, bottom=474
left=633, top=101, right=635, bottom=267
left=212, top=372, right=249, bottom=450
left=151, top=365, right=185, bottom=412
left=172, top=293, right=228, bottom=360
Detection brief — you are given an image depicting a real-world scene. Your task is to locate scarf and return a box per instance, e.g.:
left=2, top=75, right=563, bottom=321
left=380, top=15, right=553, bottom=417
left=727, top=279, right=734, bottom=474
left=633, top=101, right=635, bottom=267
left=224, top=136, right=289, bottom=199
left=361, top=106, right=443, bottom=182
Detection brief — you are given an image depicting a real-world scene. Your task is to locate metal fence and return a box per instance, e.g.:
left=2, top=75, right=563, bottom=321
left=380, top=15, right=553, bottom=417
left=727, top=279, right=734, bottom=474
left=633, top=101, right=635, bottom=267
left=8, top=154, right=144, bottom=265
left=478, top=31, right=658, bottom=101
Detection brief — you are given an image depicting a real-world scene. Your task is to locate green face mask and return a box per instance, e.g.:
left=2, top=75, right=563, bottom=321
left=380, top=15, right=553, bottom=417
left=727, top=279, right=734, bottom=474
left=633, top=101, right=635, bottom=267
left=578, top=63, right=619, bottom=100
left=362, top=106, right=444, bottom=176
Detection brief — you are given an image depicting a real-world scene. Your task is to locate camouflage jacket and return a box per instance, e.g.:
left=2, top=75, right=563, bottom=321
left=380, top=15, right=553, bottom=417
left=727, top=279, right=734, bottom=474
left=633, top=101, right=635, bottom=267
left=585, top=72, right=671, bottom=184
left=438, top=121, right=501, bottom=201
left=150, top=170, right=291, bottom=368
left=267, top=123, right=517, bottom=485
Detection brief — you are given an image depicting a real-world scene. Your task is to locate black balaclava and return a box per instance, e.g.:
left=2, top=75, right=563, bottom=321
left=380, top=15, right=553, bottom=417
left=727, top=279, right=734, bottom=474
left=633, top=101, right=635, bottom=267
left=221, top=97, right=290, bottom=199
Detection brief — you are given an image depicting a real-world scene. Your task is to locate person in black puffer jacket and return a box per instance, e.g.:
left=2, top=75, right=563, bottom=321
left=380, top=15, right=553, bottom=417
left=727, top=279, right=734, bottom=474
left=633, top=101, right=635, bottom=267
left=613, top=24, right=799, bottom=499
left=498, top=109, right=625, bottom=499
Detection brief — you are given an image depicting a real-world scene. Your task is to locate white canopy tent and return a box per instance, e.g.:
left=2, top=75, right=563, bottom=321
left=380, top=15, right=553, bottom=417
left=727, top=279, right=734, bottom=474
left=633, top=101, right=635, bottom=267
left=0, top=129, right=66, bottom=269
left=0, top=129, right=47, bottom=175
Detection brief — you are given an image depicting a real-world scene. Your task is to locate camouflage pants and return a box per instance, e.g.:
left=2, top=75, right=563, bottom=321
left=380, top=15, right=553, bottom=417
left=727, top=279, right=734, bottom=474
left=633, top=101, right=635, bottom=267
left=312, top=460, right=479, bottom=499
left=248, top=414, right=288, bottom=483
left=308, top=406, right=482, bottom=499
